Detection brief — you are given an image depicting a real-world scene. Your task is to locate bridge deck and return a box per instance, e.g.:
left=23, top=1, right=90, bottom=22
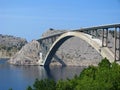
left=38, top=24, right=120, bottom=41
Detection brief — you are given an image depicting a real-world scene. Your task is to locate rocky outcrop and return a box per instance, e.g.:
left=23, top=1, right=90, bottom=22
left=0, top=34, right=27, bottom=58
left=8, top=40, right=41, bottom=65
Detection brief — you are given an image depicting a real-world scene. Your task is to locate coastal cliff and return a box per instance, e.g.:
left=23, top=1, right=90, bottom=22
left=9, top=40, right=41, bottom=65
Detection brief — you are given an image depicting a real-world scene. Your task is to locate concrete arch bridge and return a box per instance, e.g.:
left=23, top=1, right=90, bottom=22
left=38, top=24, right=120, bottom=67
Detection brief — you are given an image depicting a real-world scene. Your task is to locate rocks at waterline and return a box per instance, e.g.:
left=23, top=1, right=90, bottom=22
left=8, top=40, right=41, bottom=65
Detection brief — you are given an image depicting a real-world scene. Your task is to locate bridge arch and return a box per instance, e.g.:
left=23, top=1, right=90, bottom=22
left=43, top=32, right=114, bottom=66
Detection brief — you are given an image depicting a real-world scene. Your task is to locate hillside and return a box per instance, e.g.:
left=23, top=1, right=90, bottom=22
left=0, top=34, right=27, bottom=58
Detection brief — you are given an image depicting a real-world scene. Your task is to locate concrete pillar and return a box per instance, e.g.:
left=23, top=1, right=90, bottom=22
left=106, top=28, right=108, bottom=47
left=54, top=36, right=57, bottom=41
left=102, top=28, right=108, bottom=47
left=102, top=29, right=104, bottom=47
left=91, top=30, right=94, bottom=38
left=114, top=27, right=120, bottom=61
left=51, top=37, right=54, bottom=43
left=91, top=29, right=97, bottom=38
left=115, top=27, right=117, bottom=61
left=94, top=29, right=99, bottom=38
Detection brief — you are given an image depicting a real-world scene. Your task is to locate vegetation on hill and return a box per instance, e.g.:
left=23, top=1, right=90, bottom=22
left=0, top=34, right=27, bottom=57
left=26, top=58, right=120, bottom=90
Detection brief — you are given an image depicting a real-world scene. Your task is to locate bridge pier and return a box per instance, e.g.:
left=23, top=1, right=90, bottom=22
left=86, top=29, right=99, bottom=38
left=115, top=27, right=120, bottom=61
left=102, top=28, right=108, bottom=47
left=92, top=29, right=99, bottom=38
left=91, top=30, right=95, bottom=38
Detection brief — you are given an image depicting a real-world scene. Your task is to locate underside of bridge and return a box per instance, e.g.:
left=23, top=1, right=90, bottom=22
left=42, top=32, right=114, bottom=67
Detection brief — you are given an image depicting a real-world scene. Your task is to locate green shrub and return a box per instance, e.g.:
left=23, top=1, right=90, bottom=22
left=27, top=58, right=120, bottom=90
left=98, top=57, right=111, bottom=68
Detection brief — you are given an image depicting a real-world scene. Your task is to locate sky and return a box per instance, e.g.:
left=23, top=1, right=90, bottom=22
left=0, top=0, right=120, bottom=41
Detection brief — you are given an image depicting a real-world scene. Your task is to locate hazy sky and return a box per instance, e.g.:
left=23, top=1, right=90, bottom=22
left=0, top=0, right=120, bottom=41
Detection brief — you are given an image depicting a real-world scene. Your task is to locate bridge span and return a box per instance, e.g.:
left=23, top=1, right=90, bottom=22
left=38, top=24, right=120, bottom=67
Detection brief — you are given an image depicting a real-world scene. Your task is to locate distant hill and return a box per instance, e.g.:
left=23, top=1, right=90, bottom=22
left=0, top=34, right=27, bottom=58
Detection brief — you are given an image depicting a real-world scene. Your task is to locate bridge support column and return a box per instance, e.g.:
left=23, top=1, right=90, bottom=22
left=51, top=37, right=56, bottom=43
left=102, top=28, right=108, bottom=47
left=91, top=29, right=98, bottom=38
left=95, top=29, right=100, bottom=38
left=91, top=30, right=94, bottom=38
left=115, top=27, right=120, bottom=61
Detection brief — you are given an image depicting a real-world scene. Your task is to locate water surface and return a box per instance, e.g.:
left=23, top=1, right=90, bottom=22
left=0, top=59, right=85, bottom=90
